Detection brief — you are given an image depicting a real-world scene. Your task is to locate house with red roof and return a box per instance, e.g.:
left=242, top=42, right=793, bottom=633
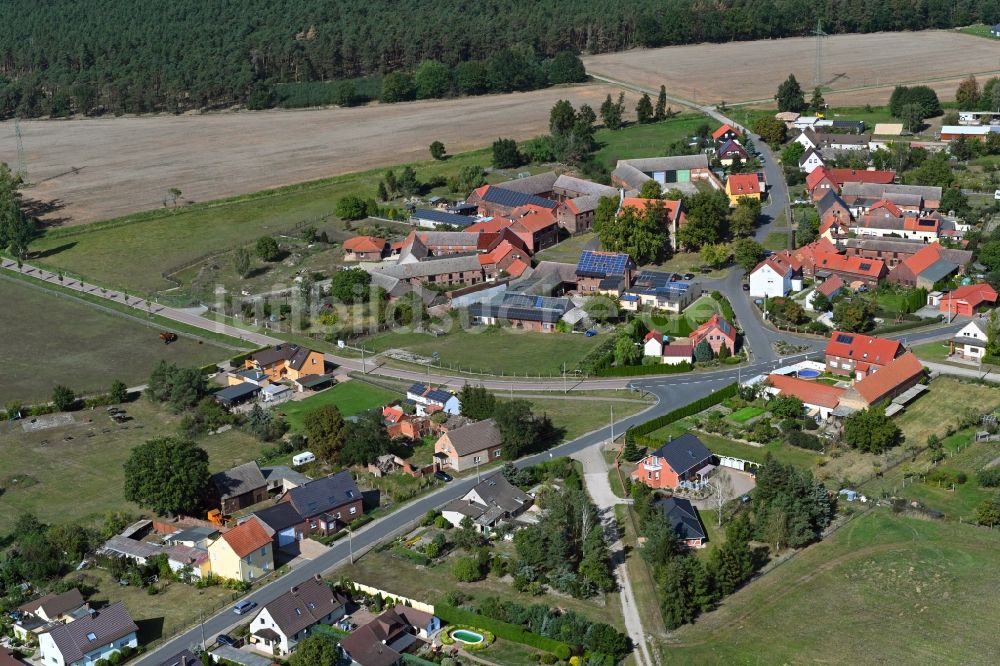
left=888, top=242, right=965, bottom=289
left=505, top=205, right=560, bottom=252
left=806, top=167, right=837, bottom=199
left=808, top=275, right=844, bottom=310
left=631, top=433, right=713, bottom=490
left=765, top=373, right=845, bottom=420
left=343, top=236, right=388, bottom=262
left=478, top=239, right=530, bottom=279
left=789, top=238, right=837, bottom=276
left=725, top=173, right=762, bottom=205
left=712, top=123, right=740, bottom=142
left=838, top=352, right=925, bottom=410
left=690, top=313, right=737, bottom=355
left=939, top=283, right=998, bottom=317
left=813, top=251, right=886, bottom=286
left=827, top=169, right=896, bottom=188
left=207, top=517, right=273, bottom=583
left=749, top=254, right=800, bottom=298
left=825, top=331, right=903, bottom=379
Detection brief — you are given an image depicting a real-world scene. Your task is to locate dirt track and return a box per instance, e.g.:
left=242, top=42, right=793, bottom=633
left=0, top=84, right=632, bottom=226
left=583, top=30, right=1000, bottom=107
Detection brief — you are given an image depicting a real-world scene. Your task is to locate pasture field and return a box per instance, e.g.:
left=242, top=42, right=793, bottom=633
left=279, top=380, right=400, bottom=432
left=0, top=276, right=229, bottom=403
left=1, top=84, right=636, bottom=227
left=895, top=378, right=1000, bottom=445
left=583, top=30, right=1000, bottom=107
left=668, top=509, right=1000, bottom=664
left=0, top=400, right=267, bottom=533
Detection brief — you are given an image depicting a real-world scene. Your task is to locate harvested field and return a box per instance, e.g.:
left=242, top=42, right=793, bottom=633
left=0, top=84, right=633, bottom=226
left=583, top=30, right=1000, bottom=107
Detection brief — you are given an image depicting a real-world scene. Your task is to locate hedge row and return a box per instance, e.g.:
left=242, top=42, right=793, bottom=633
left=434, top=604, right=572, bottom=659
left=627, top=382, right=738, bottom=441
left=391, top=546, right=431, bottom=566
left=873, top=315, right=943, bottom=335
left=595, top=362, right=692, bottom=377
left=230, top=346, right=269, bottom=366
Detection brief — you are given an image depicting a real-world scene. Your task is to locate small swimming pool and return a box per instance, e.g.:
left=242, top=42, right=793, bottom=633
left=451, top=630, right=484, bottom=644
left=797, top=369, right=820, bottom=380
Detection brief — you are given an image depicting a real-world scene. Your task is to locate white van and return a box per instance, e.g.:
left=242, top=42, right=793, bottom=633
left=994, top=190, right=1000, bottom=201
left=292, top=451, right=316, bottom=466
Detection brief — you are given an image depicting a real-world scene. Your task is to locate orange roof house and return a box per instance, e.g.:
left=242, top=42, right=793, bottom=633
left=826, top=169, right=896, bottom=187
left=619, top=197, right=687, bottom=251
left=806, top=167, right=836, bottom=199
left=712, top=123, right=740, bottom=141
left=766, top=373, right=846, bottom=411
left=466, top=218, right=513, bottom=234
left=888, top=242, right=964, bottom=289
left=789, top=238, right=837, bottom=275
left=825, top=331, right=903, bottom=378
left=839, top=352, right=925, bottom=409
left=939, top=283, right=998, bottom=317
left=208, top=518, right=273, bottom=583
left=812, top=252, right=886, bottom=285
left=343, top=236, right=388, bottom=261
left=725, top=173, right=762, bottom=204
left=690, top=313, right=737, bottom=355
left=869, top=200, right=902, bottom=217
left=506, top=205, right=560, bottom=253
left=246, top=344, right=324, bottom=382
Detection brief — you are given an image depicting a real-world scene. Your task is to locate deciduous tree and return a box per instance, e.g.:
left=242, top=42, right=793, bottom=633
left=429, top=140, right=447, bottom=160
left=732, top=238, right=765, bottom=272
left=123, top=437, right=210, bottom=516
left=303, top=404, right=348, bottom=464
left=255, top=236, right=280, bottom=261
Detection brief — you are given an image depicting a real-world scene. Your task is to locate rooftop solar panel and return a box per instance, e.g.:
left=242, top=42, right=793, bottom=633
left=835, top=333, right=854, bottom=344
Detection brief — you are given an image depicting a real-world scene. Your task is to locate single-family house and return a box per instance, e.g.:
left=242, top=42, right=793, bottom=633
left=837, top=352, right=925, bottom=410
left=794, top=128, right=820, bottom=151
left=630, top=433, right=713, bottom=490
left=506, top=205, right=560, bottom=252
left=806, top=166, right=836, bottom=199
left=441, top=474, right=533, bottom=533
left=846, top=237, right=941, bottom=270
left=434, top=419, right=503, bottom=471
left=888, top=242, right=966, bottom=289
left=787, top=238, right=838, bottom=276
left=690, top=313, right=737, bottom=356
left=621, top=270, right=699, bottom=313
left=816, top=190, right=853, bottom=233
left=1, top=650, right=21, bottom=666
left=618, top=197, right=687, bottom=252
left=807, top=275, right=844, bottom=310
left=555, top=195, right=602, bottom=234
left=725, top=173, right=762, bottom=205
left=211, top=461, right=268, bottom=515
left=840, top=183, right=942, bottom=216
left=799, top=147, right=825, bottom=174
left=952, top=319, right=989, bottom=361
left=252, top=502, right=309, bottom=548
left=827, top=169, right=895, bottom=189
left=825, top=331, right=903, bottom=379
left=406, top=383, right=460, bottom=415
left=939, top=283, right=998, bottom=317
left=282, top=471, right=363, bottom=536
left=477, top=239, right=529, bottom=280
left=250, top=576, right=348, bottom=656
left=207, top=517, right=273, bottom=583
left=343, top=236, right=388, bottom=262
left=644, top=330, right=667, bottom=357
left=246, top=345, right=324, bottom=383
left=339, top=606, right=440, bottom=666
left=717, top=139, right=749, bottom=166
left=655, top=497, right=707, bottom=548
left=765, top=373, right=845, bottom=420
left=712, top=123, right=740, bottom=142
left=14, top=589, right=89, bottom=640
left=749, top=256, right=796, bottom=298
left=575, top=250, right=635, bottom=293
left=812, top=252, right=886, bottom=286
left=38, top=602, right=137, bottom=666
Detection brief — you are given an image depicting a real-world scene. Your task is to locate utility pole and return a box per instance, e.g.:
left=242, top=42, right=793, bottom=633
left=610, top=404, right=615, bottom=444
left=361, top=347, right=366, bottom=374
left=562, top=362, right=567, bottom=394
left=200, top=611, right=206, bottom=651
left=476, top=458, right=481, bottom=484
left=348, top=525, right=354, bottom=564
left=813, top=19, right=827, bottom=90
left=14, top=118, right=27, bottom=183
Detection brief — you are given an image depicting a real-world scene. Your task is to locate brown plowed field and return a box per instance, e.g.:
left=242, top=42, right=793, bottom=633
left=583, top=30, right=1000, bottom=107
left=0, top=84, right=634, bottom=226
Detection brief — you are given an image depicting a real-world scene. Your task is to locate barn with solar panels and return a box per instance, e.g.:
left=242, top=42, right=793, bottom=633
left=575, top=250, right=635, bottom=293
left=406, top=383, right=461, bottom=416
left=467, top=292, right=573, bottom=332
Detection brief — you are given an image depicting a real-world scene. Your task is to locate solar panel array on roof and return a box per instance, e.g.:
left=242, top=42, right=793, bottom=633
left=576, top=251, right=630, bottom=278
left=835, top=333, right=854, bottom=344
left=413, top=209, right=474, bottom=226
left=481, top=187, right=557, bottom=210
left=859, top=262, right=872, bottom=270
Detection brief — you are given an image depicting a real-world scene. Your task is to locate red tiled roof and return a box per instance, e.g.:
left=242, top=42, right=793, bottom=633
left=940, top=283, right=998, bottom=309
left=767, top=374, right=845, bottom=409
left=644, top=330, right=665, bottom=343
left=816, top=275, right=845, bottom=297
left=505, top=258, right=529, bottom=277
left=712, top=123, right=738, bottom=140
left=466, top=218, right=511, bottom=234
left=826, top=331, right=902, bottom=365
left=806, top=167, right=833, bottom=191
left=220, top=518, right=271, bottom=558
left=827, top=169, right=895, bottom=186
left=900, top=243, right=945, bottom=275
left=850, top=352, right=924, bottom=405
left=904, top=217, right=939, bottom=232
left=726, top=173, right=760, bottom=195
left=343, top=236, right=386, bottom=253
left=752, top=256, right=794, bottom=276
left=813, top=252, right=885, bottom=278
left=509, top=205, right=558, bottom=233
left=692, top=313, right=736, bottom=342
left=662, top=343, right=693, bottom=357
left=869, top=200, right=902, bottom=217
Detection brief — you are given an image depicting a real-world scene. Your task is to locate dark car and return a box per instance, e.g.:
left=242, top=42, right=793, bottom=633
left=217, top=634, right=238, bottom=647
left=435, top=470, right=453, bottom=483
left=585, top=329, right=598, bottom=337
left=742, top=283, right=751, bottom=291
left=682, top=273, right=695, bottom=281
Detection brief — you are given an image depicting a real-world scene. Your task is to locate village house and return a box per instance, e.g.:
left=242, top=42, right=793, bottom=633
left=939, top=283, right=998, bottom=317
left=712, top=123, right=740, bottom=142
left=655, top=497, right=707, bottom=548
left=14, top=589, right=89, bottom=640
left=441, top=474, right=533, bottom=534
left=342, top=236, right=388, bottom=262
left=724, top=173, right=762, bottom=205
left=504, top=205, right=560, bottom=252
left=783, top=238, right=838, bottom=277
left=690, top=313, right=737, bottom=356
left=807, top=275, right=844, bottom=310
left=887, top=242, right=970, bottom=289
left=211, top=461, right=268, bottom=515
left=952, top=319, right=989, bottom=361
left=434, top=418, right=503, bottom=471
left=799, top=148, right=825, bottom=174
left=812, top=252, right=886, bottom=286
left=251, top=502, right=310, bottom=549
left=406, top=383, right=460, bottom=415
left=477, top=239, right=530, bottom=280
left=764, top=373, right=845, bottom=420
left=339, top=605, right=440, bottom=666
left=282, top=471, right=364, bottom=536
left=825, top=332, right=903, bottom=379
left=717, top=138, right=749, bottom=166
left=620, top=270, right=699, bottom=313
left=618, top=197, right=687, bottom=252
left=816, top=190, right=853, bottom=231
left=374, top=254, right=486, bottom=289
left=38, top=603, right=138, bottom=666
left=575, top=250, right=635, bottom=293
left=836, top=352, right=925, bottom=412
left=749, top=255, right=800, bottom=298
left=555, top=195, right=601, bottom=234
left=839, top=182, right=941, bottom=216
left=207, top=517, right=273, bottom=583
left=467, top=292, right=572, bottom=333
left=246, top=345, right=324, bottom=383
left=643, top=331, right=694, bottom=364
left=466, top=173, right=559, bottom=217
left=631, top=433, right=713, bottom=490
left=249, top=576, right=348, bottom=656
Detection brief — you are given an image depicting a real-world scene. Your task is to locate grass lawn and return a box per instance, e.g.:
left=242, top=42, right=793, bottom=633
left=0, top=276, right=231, bottom=404
left=532, top=232, right=595, bottom=265
left=0, top=400, right=268, bottom=533
left=728, top=406, right=764, bottom=423
left=957, top=23, right=997, bottom=39
left=644, top=420, right=820, bottom=469
left=669, top=509, right=1000, bottom=664
left=649, top=294, right=723, bottom=337
left=279, top=380, right=400, bottom=431
left=911, top=340, right=953, bottom=362
left=66, top=568, right=240, bottom=647
left=642, top=251, right=728, bottom=278
left=363, top=326, right=606, bottom=376
left=519, top=395, right=653, bottom=441
left=895, top=378, right=1000, bottom=445
left=762, top=231, right=789, bottom=252
left=592, top=115, right=708, bottom=169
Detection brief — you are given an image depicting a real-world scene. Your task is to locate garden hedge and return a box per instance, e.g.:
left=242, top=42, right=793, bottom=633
left=595, top=362, right=692, bottom=377
left=434, top=604, right=572, bottom=659
left=626, top=382, right=738, bottom=442
left=391, top=546, right=430, bottom=566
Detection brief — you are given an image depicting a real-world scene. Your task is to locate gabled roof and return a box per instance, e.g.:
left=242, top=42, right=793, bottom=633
left=563, top=194, right=602, bottom=215
left=712, top=123, right=738, bottom=140
left=576, top=250, right=633, bottom=278
left=493, top=172, right=558, bottom=195
left=813, top=252, right=885, bottom=278
left=816, top=275, right=845, bottom=297
left=726, top=173, right=760, bottom=195
left=443, top=419, right=503, bottom=456
left=655, top=497, right=707, bottom=542
left=752, top=256, right=794, bottom=277
left=826, top=168, right=895, bottom=186
left=340, top=606, right=435, bottom=666
left=619, top=155, right=709, bottom=172
left=47, top=602, right=137, bottom=665
left=343, top=236, right=387, bottom=253
left=869, top=199, right=902, bottom=217
left=463, top=474, right=531, bottom=514
left=19, top=589, right=86, bottom=618
left=287, top=471, right=361, bottom=518
left=816, top=190, right=851, bottom=218
left=904, top=217, right=939, bottom=232
left=552, top=174, right=618, bottom=198
left=940, top=283, right=998, bottom=308
left=826, top=332, right=902, bottom=365
left=219, top=517, right=271, bottom=558
left=466, top=218, right=511, bottom=234
left=252, top=502, right=304, bottom=533
left=649, top=433, right=712, bottom=476
left=257, top=576, right=345, bottom=638
left=662, top=343, right=693, bottom=357
left=717, top=138, right=748, bottom=158
left=799, top=147, right=823, bottom=166
left=806, top=166, right=833, bottom=191
left=509, top=205, right=558, bottom=233
left=899, top=242, right=949, bottom=276
left=644, top=330, right=665, bottom=344
left=767, top=373, right=845, bottom=409
left=212, top=461, right=266, bottom=501
left=692, top=313, right=736, bottom=342
left=479, top=186, right=557, bottom=210
left=250, top=344, right=314, bottom=370
left=408, top=383, right=454, bottom=403
left=849, top=352, right=924, bottom=405
left=156, top=650, right=204, bottom=666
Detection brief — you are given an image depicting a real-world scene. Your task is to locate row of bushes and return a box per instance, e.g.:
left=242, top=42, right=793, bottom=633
left=439, top=625, right=496, bottom=651
left=627, top=382, right=739, bottom=441
left=577, top=336, right=617, bottom=375
left=391, top=546, right=431, bottom=566
left=434, top=604, right=572, bottom=660
left=594, top=361, right=692, bottom=377
left=872, top=315, right=944, bottom=335
left=230, top=347, right=269, bottom=367
left=787, top=429, right=823, bottom=451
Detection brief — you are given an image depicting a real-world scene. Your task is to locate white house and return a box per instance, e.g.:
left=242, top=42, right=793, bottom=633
left=406, top=383, right=461, bottom=416
left=39, top=603, right=138, bottom=666
left=794, top=129, right=819, bottom=151
left=798, top=148, right=825, bottom=173
left=250, top=576, right=347, bottom=656
left=661, top=343, right=694, bottom=365
left=749, top=257, right=793, bottom=298
left=953, top=319, right=989, bottom=362
left=643, top=331, right=665, bottom=357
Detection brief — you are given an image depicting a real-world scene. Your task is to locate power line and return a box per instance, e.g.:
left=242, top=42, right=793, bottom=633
left=813, top=19, right=827, bottom=90
left=14, top=117, right=28, bottom=183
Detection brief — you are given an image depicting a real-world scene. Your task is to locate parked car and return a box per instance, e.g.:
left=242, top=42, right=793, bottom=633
left=682, top=273, right=695, bottom=281
left=742, top=283, right=751, bottom=291
left=994, top=189, right=1000, bottom=200
left=217, top=634, right=238, bottom=647
left=434, top=470, right=453, bottom=483
left=233, top=600, right=257, bottom=615
left=585, top=329, right=598, bottom=337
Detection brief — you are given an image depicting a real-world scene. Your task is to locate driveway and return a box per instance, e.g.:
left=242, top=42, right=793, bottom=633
left=690, top=467, right=756, bottom=510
